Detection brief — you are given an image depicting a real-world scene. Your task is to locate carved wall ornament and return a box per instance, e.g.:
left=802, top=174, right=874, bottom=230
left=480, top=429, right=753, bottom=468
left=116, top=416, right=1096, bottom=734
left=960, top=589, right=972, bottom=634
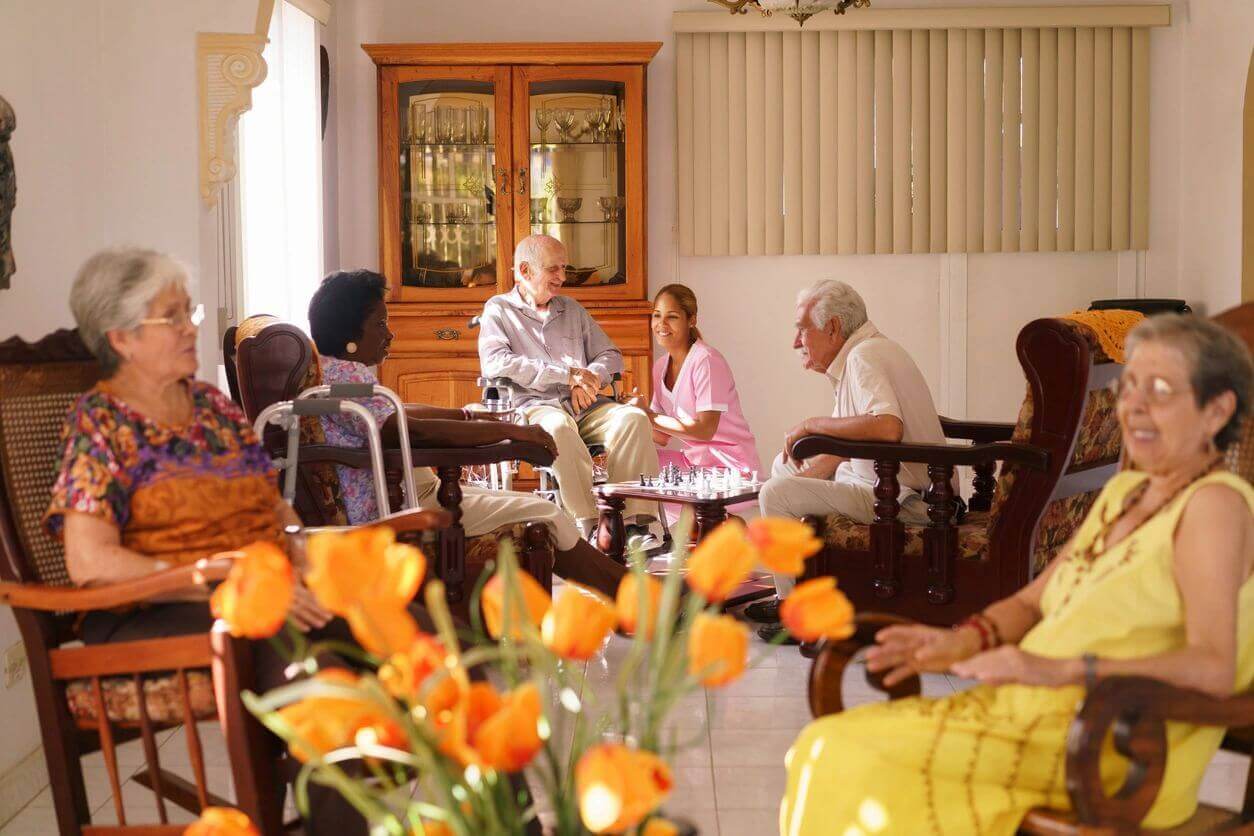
left=198, top=33, right=268, bottom=207
left=0, top=94, right=15, bottom=290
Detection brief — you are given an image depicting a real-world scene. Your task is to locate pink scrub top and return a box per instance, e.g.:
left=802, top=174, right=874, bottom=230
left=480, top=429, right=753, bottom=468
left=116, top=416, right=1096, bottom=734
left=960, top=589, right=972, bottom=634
left=650, top=341, right=761, bottom=478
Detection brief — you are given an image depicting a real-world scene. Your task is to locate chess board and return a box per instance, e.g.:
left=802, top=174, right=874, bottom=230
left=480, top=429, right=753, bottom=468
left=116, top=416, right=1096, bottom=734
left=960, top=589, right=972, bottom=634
left=599, top=464, right=761, bottom=501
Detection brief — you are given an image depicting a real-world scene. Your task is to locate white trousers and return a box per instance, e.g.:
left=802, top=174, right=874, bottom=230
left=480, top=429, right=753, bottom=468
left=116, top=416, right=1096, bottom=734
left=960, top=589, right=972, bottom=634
left=411, top=466, right=581, bottom=551
left=758, top=453, right=928, bottom=597
left=523, top=400, right=661, bottom=523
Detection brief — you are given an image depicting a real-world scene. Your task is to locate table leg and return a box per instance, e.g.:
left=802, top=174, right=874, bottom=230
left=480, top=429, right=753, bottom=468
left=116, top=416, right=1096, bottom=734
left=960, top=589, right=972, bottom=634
left=596, top=494, right=628, bottom=564
left=693, top=502, right=729, bottom=542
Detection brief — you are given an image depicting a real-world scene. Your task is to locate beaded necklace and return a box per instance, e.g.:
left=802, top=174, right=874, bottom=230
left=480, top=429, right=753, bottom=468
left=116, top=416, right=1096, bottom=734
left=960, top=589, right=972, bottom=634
left=1075, top=454, right=1224, bottom=565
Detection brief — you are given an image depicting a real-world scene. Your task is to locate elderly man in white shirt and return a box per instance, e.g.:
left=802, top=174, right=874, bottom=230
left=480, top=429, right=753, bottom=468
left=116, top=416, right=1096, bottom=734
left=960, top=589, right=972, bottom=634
left=751, top=279, right=948, bottom=641
left=478, top=234, right=660, bottom=539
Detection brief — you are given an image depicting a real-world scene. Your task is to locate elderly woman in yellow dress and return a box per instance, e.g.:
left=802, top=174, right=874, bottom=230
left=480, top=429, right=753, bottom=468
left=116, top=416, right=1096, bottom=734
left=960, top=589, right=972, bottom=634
left=781, top=314, right=1254, bottom=835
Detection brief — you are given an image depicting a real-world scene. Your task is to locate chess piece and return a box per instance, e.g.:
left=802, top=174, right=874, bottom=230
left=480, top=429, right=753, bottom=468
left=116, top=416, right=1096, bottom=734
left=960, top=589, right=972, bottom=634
left=0, top=94, right=15, bottom=290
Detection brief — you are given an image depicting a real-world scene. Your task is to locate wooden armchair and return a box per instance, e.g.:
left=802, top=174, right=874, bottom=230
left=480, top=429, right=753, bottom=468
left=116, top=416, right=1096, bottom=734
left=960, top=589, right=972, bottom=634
left=792, top=317, right=1123, bottom=625
left=0, top=330, right=283, bottom=834
left=230, top=317, right=558, bottom=600
left=808, top=614, right=1254, bottom=834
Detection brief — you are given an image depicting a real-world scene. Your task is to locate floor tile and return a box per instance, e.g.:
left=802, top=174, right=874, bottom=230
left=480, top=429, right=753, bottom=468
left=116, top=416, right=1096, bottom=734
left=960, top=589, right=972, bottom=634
left=0, top=805, right=60, bottom=835
left=669, top=766, right=717, bottom=810
left=715, top=806, right=779, bottom=836
left=666, top=806, right=719, bottom=836
left=706, top=695, right=812, bottom=730
left=709, top=730, right=798, bottom=769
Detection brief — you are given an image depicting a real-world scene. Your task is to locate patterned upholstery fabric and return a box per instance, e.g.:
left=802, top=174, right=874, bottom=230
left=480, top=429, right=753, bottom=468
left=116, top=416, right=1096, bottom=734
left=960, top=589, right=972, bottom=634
left=1225, top=417, right=1254, bottom=483
left=818, top=510, right=991, bottom=562
left=235, top=316, right=347, bottom=526
left=1030, top=493, right=1100, bottom=575
left=65, top=670, right=217, bottom=727
left=418, top=522, right=541, bottom=576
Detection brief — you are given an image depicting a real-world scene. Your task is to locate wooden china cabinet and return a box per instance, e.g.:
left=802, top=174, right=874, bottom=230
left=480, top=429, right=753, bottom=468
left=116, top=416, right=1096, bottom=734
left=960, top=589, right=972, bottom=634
left=363, top=42, right=661, bottom=427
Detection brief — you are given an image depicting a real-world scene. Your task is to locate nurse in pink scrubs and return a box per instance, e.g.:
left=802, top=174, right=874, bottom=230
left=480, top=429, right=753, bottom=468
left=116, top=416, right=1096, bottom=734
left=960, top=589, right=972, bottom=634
left=634, top=284, right=761, bottom=521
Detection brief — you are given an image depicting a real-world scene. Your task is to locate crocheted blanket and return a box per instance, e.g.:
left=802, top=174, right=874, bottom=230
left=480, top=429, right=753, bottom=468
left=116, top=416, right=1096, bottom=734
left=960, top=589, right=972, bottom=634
left=1059, top=308, right=1146, bottom=363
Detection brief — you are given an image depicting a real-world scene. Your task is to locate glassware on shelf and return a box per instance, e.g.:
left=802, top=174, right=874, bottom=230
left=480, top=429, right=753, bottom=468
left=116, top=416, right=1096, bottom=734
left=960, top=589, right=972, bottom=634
left=434, top=106, right=453, bottom=143
left=415, top=202, right=434, bottom=224
left=407, top=100, right=423, bottom=142
left=535, top=107, right=553, bottom=143
left=593, top=106, right=612, bottom=142
left=581, top=109, right=600, bottom=143
left=556, top=196, right=582, bottom=222
left=452, top=108, right=468, bottom=143
left=448, top=203, right=473, bottom=224
left=597, top=196, right=622, bottom=222
left=614, top=108, right=625, bottom=141
left=530, top=197, right=549, bottom=223
left=553, top=108, right=577, bottom=143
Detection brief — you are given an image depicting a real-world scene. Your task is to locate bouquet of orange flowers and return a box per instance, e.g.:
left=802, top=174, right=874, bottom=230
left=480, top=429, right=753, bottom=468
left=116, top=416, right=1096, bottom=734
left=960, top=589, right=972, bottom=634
left=190, top=514, right=853, bottom=836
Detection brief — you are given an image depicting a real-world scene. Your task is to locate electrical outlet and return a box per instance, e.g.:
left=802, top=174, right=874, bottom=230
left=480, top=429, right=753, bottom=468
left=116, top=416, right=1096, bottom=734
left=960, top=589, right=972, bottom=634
left=4, top=641, right=26, bottom=689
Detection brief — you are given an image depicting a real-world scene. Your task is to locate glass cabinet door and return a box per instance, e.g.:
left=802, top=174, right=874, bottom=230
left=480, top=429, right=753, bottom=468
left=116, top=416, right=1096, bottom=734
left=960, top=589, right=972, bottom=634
left=512, top=66, right=645, bottom=299
left=380, top=67, right=513, bottom=302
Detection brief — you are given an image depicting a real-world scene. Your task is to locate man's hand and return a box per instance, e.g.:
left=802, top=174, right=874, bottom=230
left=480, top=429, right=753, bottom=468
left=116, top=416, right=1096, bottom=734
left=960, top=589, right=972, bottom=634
left=784, top=419, right=815, bottom=465
left=571, top=383, right=598, bottom=413
left=568, top=366, right=600, bottom=391
left=510, top=424, right=559, bottom=458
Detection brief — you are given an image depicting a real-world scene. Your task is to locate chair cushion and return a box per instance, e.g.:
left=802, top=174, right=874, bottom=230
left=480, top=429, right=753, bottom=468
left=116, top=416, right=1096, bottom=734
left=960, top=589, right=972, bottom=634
left=418, top=522, right=553, bottom=586
left=65, top=670, right=217, bottom=727
left=818, top=510, right=992, bottom=562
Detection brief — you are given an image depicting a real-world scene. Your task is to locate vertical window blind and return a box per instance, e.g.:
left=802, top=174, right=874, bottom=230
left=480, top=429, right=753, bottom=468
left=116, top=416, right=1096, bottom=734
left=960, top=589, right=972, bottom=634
left=675, top=7, right=1169, bottom=256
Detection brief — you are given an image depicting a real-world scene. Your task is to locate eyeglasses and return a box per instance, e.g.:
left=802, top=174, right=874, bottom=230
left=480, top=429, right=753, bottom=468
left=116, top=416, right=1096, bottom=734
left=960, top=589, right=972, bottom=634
left=139, top=304, right=205, bottom=329
left=1108, top=373, right=1187, bottom=405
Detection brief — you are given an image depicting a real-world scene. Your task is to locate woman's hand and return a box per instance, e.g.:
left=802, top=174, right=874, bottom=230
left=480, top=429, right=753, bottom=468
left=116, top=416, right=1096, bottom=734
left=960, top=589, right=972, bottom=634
left=865, top=624, right=982, bottom=687
left=510, top=424, right=559, bottom=458
left=288, top=583, right=334, bottom=632
left=950, top=646, right=1080, bottom=687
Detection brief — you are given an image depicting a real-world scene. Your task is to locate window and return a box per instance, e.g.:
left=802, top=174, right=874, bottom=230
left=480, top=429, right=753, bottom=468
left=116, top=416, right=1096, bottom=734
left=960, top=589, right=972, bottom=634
left=238, top=0, right=323, bottom=332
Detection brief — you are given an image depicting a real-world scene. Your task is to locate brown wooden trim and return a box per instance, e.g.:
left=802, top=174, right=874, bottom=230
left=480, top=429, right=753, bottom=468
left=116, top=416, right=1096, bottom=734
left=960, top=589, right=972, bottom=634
left=129, top=769, right=229, bottom=816
left=363, top=42, right=662, bottom=67
left=82, top=827, right=188, bottom=835
left=132, top=673, right=169, bottom=824
left=1, top=558, right=232, bottom=613
left=939, top=416, right=1015, bottom=443
left=50, top=635, right=213, bottom=680
left=791, top=436, right=1050, bottom=470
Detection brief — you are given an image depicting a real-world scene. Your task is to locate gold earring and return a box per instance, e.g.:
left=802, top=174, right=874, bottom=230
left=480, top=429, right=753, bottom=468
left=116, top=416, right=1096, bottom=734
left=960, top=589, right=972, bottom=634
left=346, top=342, right=358, bottom=354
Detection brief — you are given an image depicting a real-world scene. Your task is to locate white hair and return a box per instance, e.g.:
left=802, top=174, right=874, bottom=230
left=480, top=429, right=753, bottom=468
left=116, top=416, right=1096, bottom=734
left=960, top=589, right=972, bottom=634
left=513, top=233, right=565, bottom=275
left=797, top=279, right=867, bottom=338
left=69, top=247, right=190, bottom=375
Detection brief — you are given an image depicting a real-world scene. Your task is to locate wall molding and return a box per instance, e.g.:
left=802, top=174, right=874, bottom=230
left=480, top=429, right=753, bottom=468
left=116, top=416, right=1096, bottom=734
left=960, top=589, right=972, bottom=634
left=197, top=0, right=277, bottom=207
left=673, top=5, right=1171, bottom=33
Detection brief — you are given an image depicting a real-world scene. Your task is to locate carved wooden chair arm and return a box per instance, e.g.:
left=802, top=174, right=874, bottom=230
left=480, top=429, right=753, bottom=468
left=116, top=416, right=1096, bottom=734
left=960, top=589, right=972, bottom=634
left=808, top=613, right=923, bottom=718
left=1064, top=676, right=1254, bottom=828
left=939, top=416, right=1016, bottom=444
left=371, top=508, right=453, bottom=537
left=790, top=435, right=1049, bottom=471
left=0, top=556, right=235, bottom=613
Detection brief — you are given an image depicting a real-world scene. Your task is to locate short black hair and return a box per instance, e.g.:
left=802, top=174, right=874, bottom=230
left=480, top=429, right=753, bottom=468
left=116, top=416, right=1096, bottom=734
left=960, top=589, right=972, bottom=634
left=308, top=270, right=388, bottom=356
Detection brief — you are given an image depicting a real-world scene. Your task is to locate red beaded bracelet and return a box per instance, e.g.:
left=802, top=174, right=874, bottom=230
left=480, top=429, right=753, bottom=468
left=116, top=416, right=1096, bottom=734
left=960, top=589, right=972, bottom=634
left=956, top=614, right=999, bottom=651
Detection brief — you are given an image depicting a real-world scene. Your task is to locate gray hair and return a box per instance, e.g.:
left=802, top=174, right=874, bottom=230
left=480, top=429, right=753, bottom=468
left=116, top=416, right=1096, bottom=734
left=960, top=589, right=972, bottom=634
left=69, top=247, right=190, bottom=375
left=1125, top=314, right=1254, bottom=451
left=513, top=233, right=565, bottom=275
left=797, top=280, right=867, bottom=338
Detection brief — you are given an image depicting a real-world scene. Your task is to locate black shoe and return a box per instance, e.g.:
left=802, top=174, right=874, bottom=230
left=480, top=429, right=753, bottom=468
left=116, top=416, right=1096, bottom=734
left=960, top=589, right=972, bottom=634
left=756, top=622, right=799, bottom=645
left=624, top=523, right=662, bottom=551
left=743, top=597, right=781, bottom=623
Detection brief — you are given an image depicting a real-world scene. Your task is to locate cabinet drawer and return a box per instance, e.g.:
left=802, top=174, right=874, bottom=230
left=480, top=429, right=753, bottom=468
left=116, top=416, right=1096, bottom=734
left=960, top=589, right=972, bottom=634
left=390, top=316, right=480, bottom=355
left=597, top=316, right=651, bottom=353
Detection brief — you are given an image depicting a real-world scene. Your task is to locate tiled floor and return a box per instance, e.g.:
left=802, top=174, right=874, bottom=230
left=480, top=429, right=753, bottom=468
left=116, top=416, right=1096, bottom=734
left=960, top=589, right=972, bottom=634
left=3, top=611, right=1250, bottom=835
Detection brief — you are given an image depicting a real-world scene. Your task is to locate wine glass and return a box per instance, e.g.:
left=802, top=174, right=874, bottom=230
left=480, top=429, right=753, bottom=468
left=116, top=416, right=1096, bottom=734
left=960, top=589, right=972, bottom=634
left=556, top=196, right=582, bottom=222
left=535, top=107, right=553, bottom=143
left=554, top=108, right=577, bottom=143
left=594, top=106, right=612, bottom=142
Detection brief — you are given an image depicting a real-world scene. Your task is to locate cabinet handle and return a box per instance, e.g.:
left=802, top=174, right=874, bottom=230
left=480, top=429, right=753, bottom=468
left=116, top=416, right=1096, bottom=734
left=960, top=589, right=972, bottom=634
left=517, top=168, right=528, bottom=196
left=496, top=167, right=510, bottom=196
left=434, top=328, right=460, bottom=341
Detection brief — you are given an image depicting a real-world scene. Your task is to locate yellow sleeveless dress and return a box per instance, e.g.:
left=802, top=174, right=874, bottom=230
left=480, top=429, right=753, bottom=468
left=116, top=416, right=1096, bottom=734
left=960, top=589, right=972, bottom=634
left=779, top=470, right=1254, bottom=836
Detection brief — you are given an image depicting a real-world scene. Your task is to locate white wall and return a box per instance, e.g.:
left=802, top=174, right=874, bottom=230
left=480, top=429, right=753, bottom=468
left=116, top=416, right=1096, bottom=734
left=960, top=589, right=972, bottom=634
left=327, top=0, right=1253, bottom=466
left=0, top=0, right=256, bottom=790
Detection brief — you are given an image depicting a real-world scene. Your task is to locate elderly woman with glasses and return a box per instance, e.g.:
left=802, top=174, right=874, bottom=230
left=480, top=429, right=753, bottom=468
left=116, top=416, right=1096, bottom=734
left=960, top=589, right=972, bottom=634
left=781, top=314, right=1254, bottom=835
left=42, top=248, right=446, bottom=835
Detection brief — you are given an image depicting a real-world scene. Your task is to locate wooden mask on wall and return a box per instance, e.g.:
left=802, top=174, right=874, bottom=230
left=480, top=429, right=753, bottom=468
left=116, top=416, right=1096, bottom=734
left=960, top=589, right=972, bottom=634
left=0, top=94, right=14, bottom=290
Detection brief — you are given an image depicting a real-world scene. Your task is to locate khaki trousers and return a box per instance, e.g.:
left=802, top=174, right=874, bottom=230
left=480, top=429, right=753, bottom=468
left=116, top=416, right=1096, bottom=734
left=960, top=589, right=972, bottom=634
left=523, top=400, right=660, bottom=523
left=759, top=452, right=928, bottom=597
left=411, top=466, right=581, bottom=550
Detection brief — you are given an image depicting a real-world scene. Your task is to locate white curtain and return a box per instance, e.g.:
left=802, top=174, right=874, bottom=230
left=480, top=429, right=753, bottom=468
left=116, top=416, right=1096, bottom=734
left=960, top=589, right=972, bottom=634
left=239, top=0, right=323, bottom=333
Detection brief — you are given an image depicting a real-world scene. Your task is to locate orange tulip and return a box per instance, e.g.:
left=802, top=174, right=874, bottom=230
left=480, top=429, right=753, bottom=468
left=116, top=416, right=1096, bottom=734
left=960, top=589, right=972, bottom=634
left=378, top=633, right=448, bottom=701
left=576, top=744, right=673, bottom=834
left=615, top=573, right=662, bottom=640
left=276, top=670, right=403, bottom=763
left=346, top=605, right=419, bottom=658
left=210, top=541, right=294, bottom=639
left=409, top=821, right=455, bottom=836
left=305, top=526, right=426, bottom=615
left=641, top=819, right=681, bottom=836
left=481, top=568, right=551, bottom=640
left=684, top=520, right=755, bottom=603
left=422, top=672, right=499, bottom=767
left=779, top=577, right=855, bottom=643
left=186, top=806, right=260, bottom=836
left=472, top=682, right=544, bottom=772
left=746, top=517, right=822, bottom=576
left=687, top=613, right=748, bottom=687
left=542, top=584, right=617, bottom=660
